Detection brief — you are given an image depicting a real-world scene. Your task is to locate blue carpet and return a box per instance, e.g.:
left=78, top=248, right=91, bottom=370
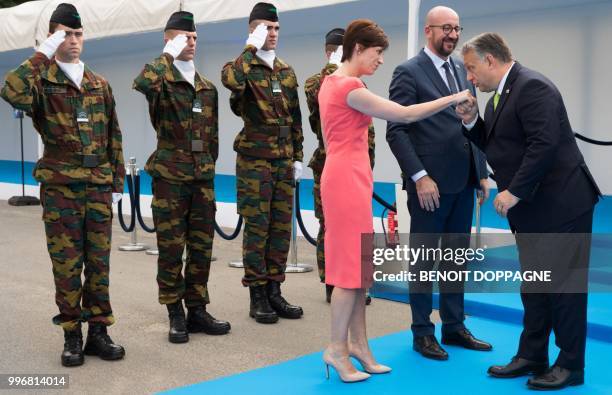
left=160, top=317, right=612, bottom=395
left=372, top=232, right=612, bottom=342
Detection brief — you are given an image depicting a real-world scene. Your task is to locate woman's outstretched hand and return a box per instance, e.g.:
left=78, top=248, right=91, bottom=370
left=453, top=89, right=473, bottom=105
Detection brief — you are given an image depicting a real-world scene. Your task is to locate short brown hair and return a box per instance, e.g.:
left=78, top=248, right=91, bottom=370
left=49, top=22, right=59, bottom=33
left=462, top=32, right=513, bottom=63
left=342, top=19, right=389, bottom=62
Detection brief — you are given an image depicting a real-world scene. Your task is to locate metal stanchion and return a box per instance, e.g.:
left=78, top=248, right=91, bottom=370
left=8, top=109, right=40, bottom=206
left=285, top=185, right=313, bottom=273
left=119, top=158, right=147, bottom=252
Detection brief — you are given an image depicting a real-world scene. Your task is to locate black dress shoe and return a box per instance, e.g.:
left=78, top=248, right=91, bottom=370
left=441, top=328, right=492, bottom=351
left=186, top=306, right=231, bottom=335
left=166, top=301, right=189, bottom=343
left=413, top=335, right=448, bottom=360
left=527, top=366, right=584, bottom=390
left=488, top=357, right=548, bottom=378
left=267, top=281, right=303, bottom=319
left=249, top=285, right=278, bottom=324
left=83, top=324, right=125, bottom=361
left=61, top=325, right=84, bottom=367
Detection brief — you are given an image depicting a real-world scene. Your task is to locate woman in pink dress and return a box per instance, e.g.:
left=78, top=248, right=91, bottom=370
left=318, top=19, right=472, bottom=382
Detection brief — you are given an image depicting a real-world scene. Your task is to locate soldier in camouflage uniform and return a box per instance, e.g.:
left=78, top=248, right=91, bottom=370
left=0, top=3, right=125, bottom=367
left=304, top=28, right=376, bottom=303
left=133, top=11, right=231, bottom=343
left=221, top=2, right=304, bottom=324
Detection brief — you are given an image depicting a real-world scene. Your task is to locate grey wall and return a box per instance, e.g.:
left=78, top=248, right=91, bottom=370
left=1, top=0, right=610, bottom=192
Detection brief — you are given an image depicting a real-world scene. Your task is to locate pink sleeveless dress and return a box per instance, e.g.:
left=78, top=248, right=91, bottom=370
left=319, top=74, right=374, bottom=289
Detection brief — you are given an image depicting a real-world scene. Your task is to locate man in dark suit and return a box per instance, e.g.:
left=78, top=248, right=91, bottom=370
left=458, top=32, right=601, bottom=390
left=387, top=6, right=492, bottom=361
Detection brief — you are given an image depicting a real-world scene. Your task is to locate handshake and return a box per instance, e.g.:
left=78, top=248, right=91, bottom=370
left=454, top=91, right=479, bottom=125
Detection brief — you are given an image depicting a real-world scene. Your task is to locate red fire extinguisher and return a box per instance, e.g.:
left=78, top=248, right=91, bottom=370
left=387, top=210, right=398, bottom=245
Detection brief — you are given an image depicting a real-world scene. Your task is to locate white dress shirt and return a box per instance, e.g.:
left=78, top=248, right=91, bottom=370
left=56, top=59, right=84, bottom=88
left=173, top=59, right=195, bottom=87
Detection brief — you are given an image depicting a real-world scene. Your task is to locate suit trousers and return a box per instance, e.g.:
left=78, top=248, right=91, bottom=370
left=515, top=209, right=593, bottom=370
left=407, top=185, right=474, bottom=337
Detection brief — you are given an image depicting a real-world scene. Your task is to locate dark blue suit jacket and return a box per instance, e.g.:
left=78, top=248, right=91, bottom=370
left=463, top=63, right=601, bottom=232
left=387, top=49, right=487, bottom=194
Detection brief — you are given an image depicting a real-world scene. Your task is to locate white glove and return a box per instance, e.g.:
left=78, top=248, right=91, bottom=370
left=38, top=30, right=66, bottom=59
left=163, top=34, right=188, bottom=58
left=112, top=193, right=123, bottom=204
left=246, top=23, right=268, bottom=50
left=329, top=46, right=343, bottom=66
left=293, top=161, right=303, bottom=181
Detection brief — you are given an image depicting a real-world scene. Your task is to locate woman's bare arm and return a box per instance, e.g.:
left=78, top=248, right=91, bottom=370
left=346, top=87, right=471, bottom=124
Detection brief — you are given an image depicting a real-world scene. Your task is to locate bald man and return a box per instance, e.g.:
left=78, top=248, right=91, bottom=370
left=387, top=6, right=491, bottom=360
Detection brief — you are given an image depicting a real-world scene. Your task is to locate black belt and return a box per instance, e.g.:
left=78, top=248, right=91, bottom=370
left=158, top=140, right=208, bottom=152
left=244, top=125, right=291, bottom=139
left=43, top=147, right=107, bottom=168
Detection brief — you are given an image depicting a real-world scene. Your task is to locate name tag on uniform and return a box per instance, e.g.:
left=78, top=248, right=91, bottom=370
left=77, top=111, right=89, bottom=123
left=192, top=100, right=202, bottom=113
left=271, top=80, right=282, bottom=94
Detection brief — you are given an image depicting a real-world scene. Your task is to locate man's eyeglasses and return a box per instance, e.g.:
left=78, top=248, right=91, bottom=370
left=428, top=24, right=463, bottom=35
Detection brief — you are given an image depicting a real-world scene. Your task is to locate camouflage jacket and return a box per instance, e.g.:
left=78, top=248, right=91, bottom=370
left=0, top=52, right=125, bottom=192
left=304, top=63, right=375, bottom=174
left=221, top=45, right=303, bottom=161
left=133, top=53, right=218, bottom=182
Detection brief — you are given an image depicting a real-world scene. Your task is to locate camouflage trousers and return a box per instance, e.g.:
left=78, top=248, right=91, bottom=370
left=41, top=183, right=114, bottom=331
left=152, top=177, right=215, bottom=307
left=312, top=169, right=326, bottom=283
left=236, top=154, right=293, bottom=287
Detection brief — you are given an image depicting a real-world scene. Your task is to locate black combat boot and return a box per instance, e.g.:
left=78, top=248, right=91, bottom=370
left=249, top=285, right=279, bottom=324
left=186, top=305, right=231, bottom=335
left=167, top=301, right=189, bottom=343
left=267, top=281, right=303, bottom=319
left=83, top=324, right=125, bottom=361
left=61, top=324, right=84, bottom=367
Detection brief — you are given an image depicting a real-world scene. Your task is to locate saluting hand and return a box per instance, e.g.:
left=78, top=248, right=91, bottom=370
left=246, top=23, right=268, bottom=50
left=38, top=30, right=66, bottom=59
left=163, top=34, right=188, bottom=59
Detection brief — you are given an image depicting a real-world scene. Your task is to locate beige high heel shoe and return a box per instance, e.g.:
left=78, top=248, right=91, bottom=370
left=349, top=351, right=392, bottom=374
left=323, top=348, right=371, bottom=383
